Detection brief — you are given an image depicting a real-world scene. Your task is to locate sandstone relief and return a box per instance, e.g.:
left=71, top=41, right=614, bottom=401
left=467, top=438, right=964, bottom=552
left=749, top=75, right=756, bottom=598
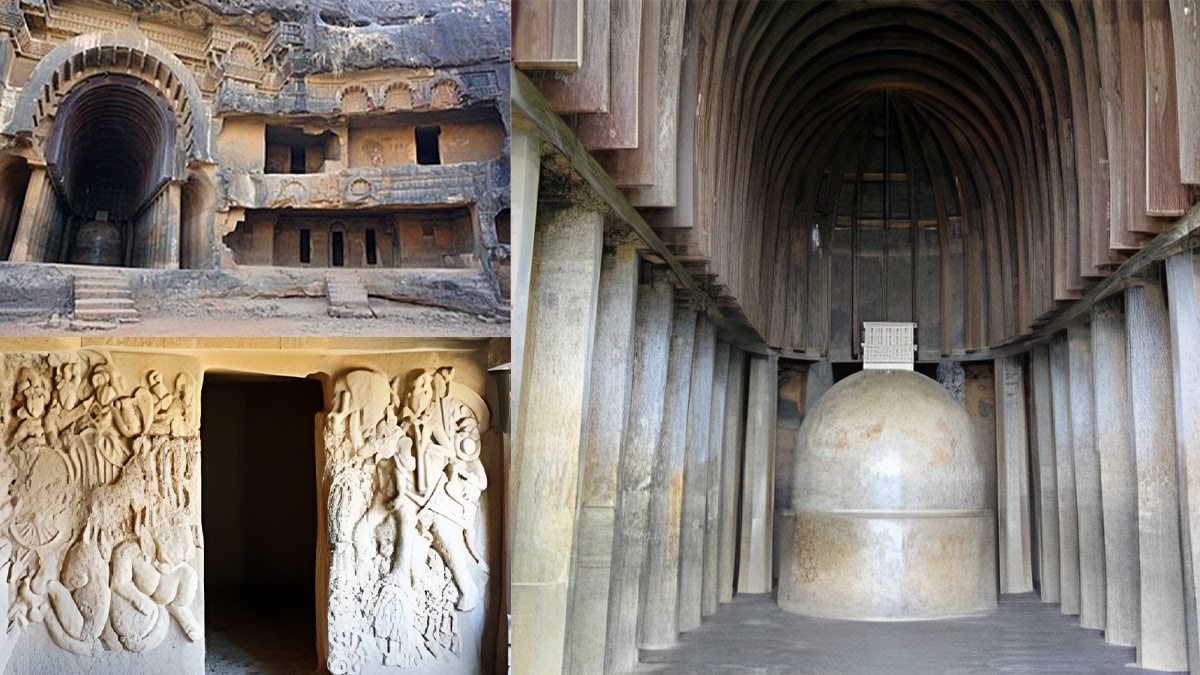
left=0, top=351, right=201, bottom=660
left=324, top=367, right=489, bottom=674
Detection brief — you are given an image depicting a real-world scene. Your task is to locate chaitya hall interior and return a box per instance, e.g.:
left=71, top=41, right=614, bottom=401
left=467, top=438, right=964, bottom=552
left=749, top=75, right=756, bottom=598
left=511, top=1, right=1200, bottom=672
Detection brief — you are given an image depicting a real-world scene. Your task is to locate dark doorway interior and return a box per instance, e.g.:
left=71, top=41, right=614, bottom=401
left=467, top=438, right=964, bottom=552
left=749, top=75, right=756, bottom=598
left=46, top=74, right=176, bottom=266
left=415, top=124, right=442, bottom=165
left=331, top=230, right=345, bottom=266
left=200, top=374, right=324, bottom=672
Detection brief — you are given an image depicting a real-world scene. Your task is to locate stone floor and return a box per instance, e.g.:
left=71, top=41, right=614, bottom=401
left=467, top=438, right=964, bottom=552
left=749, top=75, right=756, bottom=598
left=636, top=593, right=1179, bottom=674
left=205, top=595, right=318, bottom=674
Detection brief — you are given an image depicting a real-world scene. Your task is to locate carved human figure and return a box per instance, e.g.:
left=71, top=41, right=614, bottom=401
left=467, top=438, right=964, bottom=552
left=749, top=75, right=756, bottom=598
left=166, top=372, right=196, bottom=437
left=11, top=369, right=50, bottom=445
left=89, top=364, right=118, bottom=409
left=0, top=352, right=207, bottom=663
left=55, top=360, right=83, bottom=411
left=108, top=508, right=200, bottom=652
left=403, top=368, right=458, bottom=494
left=419, top=443, right=486, bottom=611
left=79, top=365, right=132, bottom=485
left=366, top=141, right=384, bottom=166
left=45, top=359, right=86, bottom=445
left=146, top=371, right=174, bottom=422
left=112, top=388, right=155, bottom=448
left=325, top=366, right=489, bottom=671
left=402, top=367, right=487, bottom=611
left=43, top=529, right=110, bottom=655
left=340, top=370, right=392, bottom=449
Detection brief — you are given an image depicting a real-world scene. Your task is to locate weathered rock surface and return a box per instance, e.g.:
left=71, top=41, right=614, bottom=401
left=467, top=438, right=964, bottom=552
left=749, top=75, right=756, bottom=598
left=102, top=0, right=510, bottom=70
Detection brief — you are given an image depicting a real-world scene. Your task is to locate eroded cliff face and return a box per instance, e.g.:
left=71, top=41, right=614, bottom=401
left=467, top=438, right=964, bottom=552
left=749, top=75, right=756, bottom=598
left=97, top=0, right=510, bottom=71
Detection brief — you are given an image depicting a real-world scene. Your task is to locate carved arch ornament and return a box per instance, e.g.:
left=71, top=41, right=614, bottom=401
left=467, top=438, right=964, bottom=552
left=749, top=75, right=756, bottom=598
left=324, top=367, right=490, bottom=674
left=0, top=350, right=202, bottom=661
left=7, top=29, right=213, bottom=165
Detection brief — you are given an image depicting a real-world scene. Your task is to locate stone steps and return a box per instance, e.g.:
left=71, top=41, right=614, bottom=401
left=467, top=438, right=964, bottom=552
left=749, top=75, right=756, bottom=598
left=73, top=268, right=139, bottom=324
left=325, top=270, right=374, bottom=318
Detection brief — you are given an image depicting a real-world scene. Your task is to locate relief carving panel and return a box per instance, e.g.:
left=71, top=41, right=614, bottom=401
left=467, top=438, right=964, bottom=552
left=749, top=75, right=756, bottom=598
left=324, top=367, right=489, bottom=674
left=0, top=351, right=202, bottom=665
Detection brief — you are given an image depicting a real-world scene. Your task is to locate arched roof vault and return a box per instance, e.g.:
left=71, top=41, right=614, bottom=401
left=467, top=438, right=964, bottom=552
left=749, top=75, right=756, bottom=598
left=7, top=28, right=213, bottom=169
left=694, top=0, right=1114, bottom=355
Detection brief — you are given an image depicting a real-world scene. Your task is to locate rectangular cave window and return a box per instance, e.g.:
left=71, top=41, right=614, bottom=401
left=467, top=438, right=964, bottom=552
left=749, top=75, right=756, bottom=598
left=365, top=229, right=378, bottom=265
left=331, top=231, right=345, bottom=267
left=415, top=125, right=442, bottom=165
left=299, top=228, right=311, bottom=264
left=265, top=125, right=338, bottom=174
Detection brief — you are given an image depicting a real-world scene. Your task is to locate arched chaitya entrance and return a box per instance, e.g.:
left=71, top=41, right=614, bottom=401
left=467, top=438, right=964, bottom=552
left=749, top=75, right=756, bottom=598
left=3, top=32, right=211, bottom=269
left=45, top=74, right=176, bottom=266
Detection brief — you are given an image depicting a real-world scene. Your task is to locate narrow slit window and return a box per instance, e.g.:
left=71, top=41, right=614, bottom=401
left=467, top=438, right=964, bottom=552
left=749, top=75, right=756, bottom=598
left=415, top=125, right=442, bottom=165
left=365, top=229, right=378, bottom=265
left=299, top=228, right=311, bottom=264
left=331, top=231, right=345, bottom=267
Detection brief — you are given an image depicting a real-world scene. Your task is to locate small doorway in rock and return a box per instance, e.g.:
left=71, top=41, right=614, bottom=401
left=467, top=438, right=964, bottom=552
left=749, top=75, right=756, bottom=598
left=364, top=228, right=378, bottom=265
left=331, top=230, right=345, bottom=267
left=200, top=374, right=324, bottom=672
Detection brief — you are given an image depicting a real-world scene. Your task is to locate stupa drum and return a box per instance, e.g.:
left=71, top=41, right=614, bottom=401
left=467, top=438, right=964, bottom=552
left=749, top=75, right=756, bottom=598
left=70, top=220, right=122, bottom=265
left=778, top=369, right=997, bottom=620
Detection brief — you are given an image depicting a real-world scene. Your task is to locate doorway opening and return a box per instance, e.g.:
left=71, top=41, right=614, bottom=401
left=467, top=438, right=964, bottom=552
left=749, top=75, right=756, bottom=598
left=200, top=373, right=324, bottom=671
left=331, top=230, right=345, bottom=266
left=45, top=74, right=176, bottom=266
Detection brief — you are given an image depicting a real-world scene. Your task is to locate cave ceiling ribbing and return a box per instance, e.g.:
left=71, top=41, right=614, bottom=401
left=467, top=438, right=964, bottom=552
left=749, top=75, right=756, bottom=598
left=696, top=0, right=1100, bottom=354
left=48, top=75, right=175, bottom=221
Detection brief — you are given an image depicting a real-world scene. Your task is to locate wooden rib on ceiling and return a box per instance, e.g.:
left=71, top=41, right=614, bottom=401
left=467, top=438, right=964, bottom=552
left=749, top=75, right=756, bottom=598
left=691, top=0, right=1195, bottom=354
left=515, top=0, right=1200, bottom=356
left=513, top=0, right=584, bottom=70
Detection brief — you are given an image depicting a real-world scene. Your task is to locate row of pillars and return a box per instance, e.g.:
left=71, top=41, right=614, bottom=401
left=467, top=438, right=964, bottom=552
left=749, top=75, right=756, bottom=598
left=6, top=164, right=183, bottom=268
left=510, top=201, right=779, bottom=675
left=994, top=251, right=1200, bottom=671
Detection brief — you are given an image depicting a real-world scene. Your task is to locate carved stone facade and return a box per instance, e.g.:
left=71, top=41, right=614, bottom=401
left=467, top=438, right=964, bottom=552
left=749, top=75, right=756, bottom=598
left=0, top=340, right=504, bottom=673
left=0, top=0, right=510, bottom=328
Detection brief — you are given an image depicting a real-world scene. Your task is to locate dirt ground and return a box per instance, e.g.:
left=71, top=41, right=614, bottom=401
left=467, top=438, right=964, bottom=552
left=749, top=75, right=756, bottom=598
left=0, top=295, right=508, bottom=338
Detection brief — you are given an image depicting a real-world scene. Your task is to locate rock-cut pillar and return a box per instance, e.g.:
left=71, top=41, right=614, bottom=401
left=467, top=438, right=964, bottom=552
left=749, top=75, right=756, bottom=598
left=564, top=241, right=639, bottom=674
left=511, top=204, right=602, bottom=675
left=605, top=276, right=673, bottom=674
left=1166, top=250, right=1200, bottom=669
left=678, top=318, right=716, bottom=633
left=1049, top=337, right=1081, bottom=616
left=1090, top=297, right=1138, bottom=647
left=737, top=352, right=777, bottom=594
left=995, top=355, right=1033, bottom=593
left=1068, top=323, right=1105, bottom=630
left=8, top=165, right=59, bottom=263
left=133, top=181, right=182, bottom=268
left=638, top=307, right=696, bottom=649
left=1030, top=346, right=1061, bottom=604
left=717, top=348, right=748, bottom=603
left=1127, top=281, right=1188, bottom=671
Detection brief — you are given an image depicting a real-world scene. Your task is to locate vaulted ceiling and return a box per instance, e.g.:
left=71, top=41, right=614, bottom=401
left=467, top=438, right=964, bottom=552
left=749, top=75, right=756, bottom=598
left=694, top=0, right=1195, bottom=357
left=516, top=0, right=1199, bottom=357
